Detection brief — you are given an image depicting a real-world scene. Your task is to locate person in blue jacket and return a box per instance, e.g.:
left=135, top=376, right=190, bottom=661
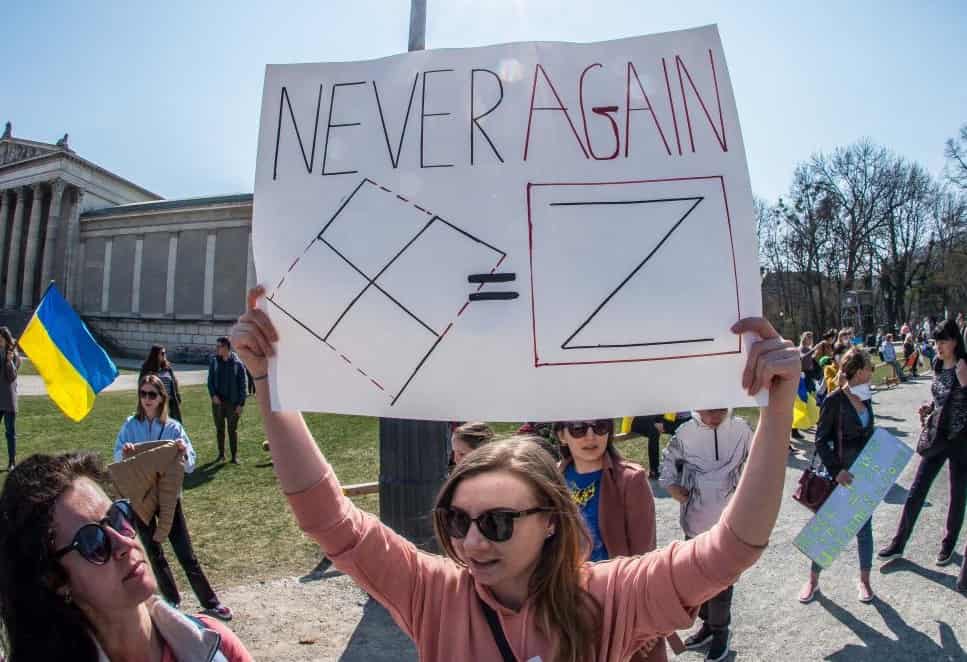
left=114, top=374, right=233, bottom=621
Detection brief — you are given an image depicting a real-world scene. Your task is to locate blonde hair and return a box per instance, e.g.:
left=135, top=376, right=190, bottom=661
left=434, top=437, right=601, bottom=662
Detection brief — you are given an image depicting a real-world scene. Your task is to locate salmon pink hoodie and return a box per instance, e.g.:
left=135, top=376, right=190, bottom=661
left=287, top=459, right=762, bottom=662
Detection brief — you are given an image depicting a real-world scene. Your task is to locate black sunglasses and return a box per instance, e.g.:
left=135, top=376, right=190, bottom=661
left=564, top=420, right=612, bottom=437
left=53, top=499, right=136, bottom=565
left=436, top=506, right=550, bottom=543
left=139, top=390, right=160, bottom=400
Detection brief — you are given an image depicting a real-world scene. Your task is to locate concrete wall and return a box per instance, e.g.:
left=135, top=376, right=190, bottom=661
left=73, top=196, right=253, bottom=359
left=109, top=236, right=135, bottom=314
left=213, top=227, right=248, bottom=317
left=85, top=316, right=234, bottom=362
left=174, top=229, right=206, bottom=317
left=140, top=234, right=169, bottom=315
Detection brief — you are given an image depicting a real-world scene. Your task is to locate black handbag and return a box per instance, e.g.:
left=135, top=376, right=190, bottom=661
left=793, top=408, right=842, bottom=512
left=917, top=406, right=942, bottom=457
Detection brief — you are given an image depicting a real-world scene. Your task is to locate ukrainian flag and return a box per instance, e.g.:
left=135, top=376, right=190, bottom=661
left=19, top=283, right=118, bottom=421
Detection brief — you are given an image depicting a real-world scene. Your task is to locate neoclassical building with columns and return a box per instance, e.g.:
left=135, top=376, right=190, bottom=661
left=0, top=123, right=254, bottom=361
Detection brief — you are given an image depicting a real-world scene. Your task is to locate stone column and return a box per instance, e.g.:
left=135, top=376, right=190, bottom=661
left=132, top=236, right=143, bottom=314
left=203, top=231, right=216, bottom=316
left=39, top=179, right=66, bottom=293
left=4, top=187, right=26, bottom=308
left=0, top=190, right=10, bottom=282
left=245, top=230, right=256, bottom=292
left=100, top=238, right=113, bottom=313
left=165, top=234, right=178, bottom=315
left=63, top=188, right=85, bottom=304
left=21, top=182, right=46, bottom=309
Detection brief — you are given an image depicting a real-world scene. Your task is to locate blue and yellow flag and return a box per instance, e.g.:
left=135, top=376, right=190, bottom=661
left=19, top=284, right=118, bottom=421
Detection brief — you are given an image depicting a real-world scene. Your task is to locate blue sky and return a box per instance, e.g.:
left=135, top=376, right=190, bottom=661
left=2, top=1, right=964, bottom=203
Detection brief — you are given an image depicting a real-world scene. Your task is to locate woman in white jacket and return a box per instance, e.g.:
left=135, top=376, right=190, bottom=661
left=659, top=409, right=753, bottom=662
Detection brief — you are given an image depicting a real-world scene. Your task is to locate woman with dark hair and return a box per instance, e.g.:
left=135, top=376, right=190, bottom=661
left=0, top=327, right=19, bottom=471
left=113, top=374, right=233, bottom=621
left=799, top=349, right=877, bottom=604
left=227, top=286, right=800, bottom=662
left=555, top=418, right=663, bottom=660
left=879, top=319, right=967, bottom=588
left=140, top=344, right=183, bottom=421
left=0, top=452, right=252, bottom=661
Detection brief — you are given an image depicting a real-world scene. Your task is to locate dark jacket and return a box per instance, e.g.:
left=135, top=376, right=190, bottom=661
left=0, top=351, right=19, bottom=412
left=815, top=389, right=875, bottom=476
left=207, top=352, right=247, bottom=407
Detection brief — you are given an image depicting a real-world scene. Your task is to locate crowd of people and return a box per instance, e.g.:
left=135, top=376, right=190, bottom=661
left=0, top=297, right=965, bottom=661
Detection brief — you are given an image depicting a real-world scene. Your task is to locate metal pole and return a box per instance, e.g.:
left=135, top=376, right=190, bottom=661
left=376, top=0, right=450, bottom=550
left=408, top=0, right=426, bottom=51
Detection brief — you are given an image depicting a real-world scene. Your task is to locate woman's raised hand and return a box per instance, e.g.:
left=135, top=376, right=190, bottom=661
left=230, top=286, right=279, bottom=379
left=732, top=317, right=800, bottom=405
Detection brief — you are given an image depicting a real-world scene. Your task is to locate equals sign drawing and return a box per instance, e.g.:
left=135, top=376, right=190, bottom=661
left=467, top=273, right=518, bottom=301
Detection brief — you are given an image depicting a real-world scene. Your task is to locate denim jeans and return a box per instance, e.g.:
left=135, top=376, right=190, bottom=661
left=887, top=360, right=904, bottom=381
left=812, top=516, right=873, bottom=572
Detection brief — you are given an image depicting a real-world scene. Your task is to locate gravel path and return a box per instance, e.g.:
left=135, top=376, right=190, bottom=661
left=181, top=375, right=965, bottom=661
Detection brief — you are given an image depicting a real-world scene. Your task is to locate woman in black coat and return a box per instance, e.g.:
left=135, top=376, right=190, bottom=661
left=799, top=348, right=876, bottom=604
left=139, top=345, right=183, bottom=421
left=880, top=319, right=967, bottom=593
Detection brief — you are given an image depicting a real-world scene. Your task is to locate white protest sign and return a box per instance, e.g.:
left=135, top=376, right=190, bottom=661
left=794, top=428, right=914, bottom=568
left=253, top=24, right=764, bottom=420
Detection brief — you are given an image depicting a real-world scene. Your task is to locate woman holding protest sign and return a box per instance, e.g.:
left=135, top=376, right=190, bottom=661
left=0, top=452, right=252, bottom=661
left=797, top=348, right=876, bottom=604
left=879, top=319, right=967, bottom=576
left=231, top=285, right=799, bottom=662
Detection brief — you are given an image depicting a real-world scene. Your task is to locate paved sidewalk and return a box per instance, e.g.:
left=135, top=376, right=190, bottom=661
left=17, top=357, right=208, bottom=396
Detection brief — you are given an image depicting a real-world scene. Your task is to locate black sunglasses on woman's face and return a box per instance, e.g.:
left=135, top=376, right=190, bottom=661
left=436, top=506, right=550, bottom=543
left=565, top=420, right=612, bottom=437
left=139, top=390, right=159, bottom=400
left=53, top=500, right=136, bottom=565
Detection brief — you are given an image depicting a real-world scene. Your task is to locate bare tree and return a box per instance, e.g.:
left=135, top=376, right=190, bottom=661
left=945, top=124, right=967, bottom=191
left=921, top=188, right=967, bottom=313
left=809, top=141, right=893, bottom=294
left=871, top=158, right=934, bottom=328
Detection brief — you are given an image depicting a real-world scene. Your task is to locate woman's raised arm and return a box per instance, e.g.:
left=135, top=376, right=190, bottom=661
left=229, top=286, right=326, bottom=494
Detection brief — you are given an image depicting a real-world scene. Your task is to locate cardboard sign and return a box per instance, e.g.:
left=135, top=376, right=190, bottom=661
left=253, top=25, right=764, bottom=419
left=794, top=428, right=914, bottom=568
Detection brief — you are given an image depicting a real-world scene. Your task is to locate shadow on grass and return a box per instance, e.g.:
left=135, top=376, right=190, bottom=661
left=819, top=592, right=965, bottom=660
left=340, top=599, right=416, bottom=661
left=183, top=459, right=228, bottom=489
left=878, top=557, right=965, bottom=591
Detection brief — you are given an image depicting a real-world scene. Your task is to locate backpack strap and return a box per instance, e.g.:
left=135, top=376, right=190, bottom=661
left=478, top=597, right=518, bottom=662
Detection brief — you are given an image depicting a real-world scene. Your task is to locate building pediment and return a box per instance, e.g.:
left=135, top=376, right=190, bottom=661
left=0, top=137, right=65, bottom=167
